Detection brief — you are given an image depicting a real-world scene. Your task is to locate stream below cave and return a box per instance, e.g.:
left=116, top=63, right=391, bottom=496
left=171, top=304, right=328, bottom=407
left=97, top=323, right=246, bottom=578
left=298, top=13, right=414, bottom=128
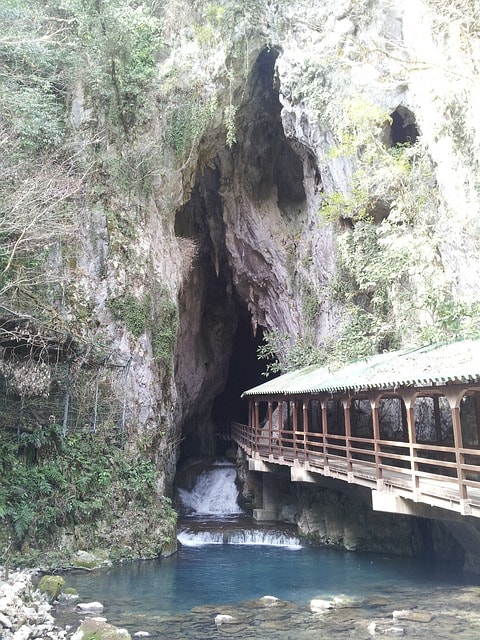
left=55, top=460, right=480, bottom=639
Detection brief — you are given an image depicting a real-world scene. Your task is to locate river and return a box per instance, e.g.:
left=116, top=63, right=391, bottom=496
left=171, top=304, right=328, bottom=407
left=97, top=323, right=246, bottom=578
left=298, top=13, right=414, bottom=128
left=54, top=460, right=480, bottom=639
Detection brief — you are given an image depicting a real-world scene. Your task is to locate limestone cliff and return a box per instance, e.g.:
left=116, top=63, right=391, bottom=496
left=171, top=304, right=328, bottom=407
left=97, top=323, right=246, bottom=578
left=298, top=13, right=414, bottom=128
left=1, top=0, right=479, bottom=560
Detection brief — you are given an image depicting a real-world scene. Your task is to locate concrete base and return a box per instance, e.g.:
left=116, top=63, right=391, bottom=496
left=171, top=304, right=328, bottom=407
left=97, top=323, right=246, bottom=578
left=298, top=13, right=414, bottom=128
left=248, top=458, right=273, bottom=473
left=371, top=490, right=462, bottom=522
left=290, top=466, right=319, bottom=483
left=253, top=508, right=278, bottom=522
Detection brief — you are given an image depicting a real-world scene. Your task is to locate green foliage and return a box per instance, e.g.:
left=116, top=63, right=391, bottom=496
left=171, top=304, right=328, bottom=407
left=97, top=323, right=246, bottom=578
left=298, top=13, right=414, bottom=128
left=108, top=286, right=178, bottom=375
left=108, top=294, right=150, bottom=338
left=0, top=1, right=70, bottom=151
left=258, top=329, right=326, bottom=376
left=151, top=287, right=179, bottom=374
left=0, top=426, right=171, bottom=554
left=328, top=219, right=480, bottom=366
left=165, top=89, right=217, bottom=158
left=57, top=0, right=162, bottom=134
left=320, top=98, right=417, bottom=225
left=319, top=186, right=370, bottom=223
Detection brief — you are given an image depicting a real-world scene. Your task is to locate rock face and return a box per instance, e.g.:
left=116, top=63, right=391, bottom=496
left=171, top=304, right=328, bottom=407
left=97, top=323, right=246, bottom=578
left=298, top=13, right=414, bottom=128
left=0, top=571, right=63, bottom=640
left=2, top=0, right=480, bottom=562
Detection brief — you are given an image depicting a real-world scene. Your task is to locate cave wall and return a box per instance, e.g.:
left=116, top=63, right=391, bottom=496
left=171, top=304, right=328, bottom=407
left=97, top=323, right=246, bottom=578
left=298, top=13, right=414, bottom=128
left=78, top=0, right=480, bottom=495
left=3, top=0, right=480, bottom=561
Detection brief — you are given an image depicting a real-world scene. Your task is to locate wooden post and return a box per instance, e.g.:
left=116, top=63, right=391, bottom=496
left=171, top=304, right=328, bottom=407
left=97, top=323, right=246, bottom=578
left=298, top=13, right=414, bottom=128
left=291, top=400, right=298, bottom=459
left=278, top=400, right=283, bottom=456
left=321, top=399, right=329, bottom=471
left=474, top=394, right=480, bottom=446
left=443, top=387, right=469, bottom=513
left=402, top=390, right=420, bottom=500
left=452, top=405, right=468, bottom=510
left=254, top=401, right=260, bottom=453
left=268, top=401, right=273, bottom=456
left=371, top=395, right=382, bottom=484
left=302, top=399, right=309, bottom=461
left=433, top=395, right=442, bottom=443
left=343, top=398, right=353, bottom=480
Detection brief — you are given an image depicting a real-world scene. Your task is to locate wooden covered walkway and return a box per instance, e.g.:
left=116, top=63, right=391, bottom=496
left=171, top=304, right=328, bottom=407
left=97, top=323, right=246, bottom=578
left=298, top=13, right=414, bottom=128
left=231, top=340, right=480, bottom=519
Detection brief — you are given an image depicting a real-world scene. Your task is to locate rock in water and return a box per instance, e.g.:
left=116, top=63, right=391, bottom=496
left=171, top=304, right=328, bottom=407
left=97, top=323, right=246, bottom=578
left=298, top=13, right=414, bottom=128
left=393, top=609, right=432, bottom=623
left=76, top=602, right=105, bottom=613
left=38, top=575, right=65, bottom=602
left=71, top=618, right=130, bottom=640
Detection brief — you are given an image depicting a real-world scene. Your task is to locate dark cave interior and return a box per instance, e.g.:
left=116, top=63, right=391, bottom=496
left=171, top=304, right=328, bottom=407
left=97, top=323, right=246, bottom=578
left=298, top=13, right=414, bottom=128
left=175, top=47, right=302, bottom=461
left=211, top=313, right=269, bottom=428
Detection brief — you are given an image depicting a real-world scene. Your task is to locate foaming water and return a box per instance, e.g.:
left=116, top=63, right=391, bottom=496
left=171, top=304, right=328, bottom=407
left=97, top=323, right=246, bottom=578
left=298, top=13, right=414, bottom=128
left=177, top=526, right=302, bottom=548
left=176, top=460, right=243, bottom=516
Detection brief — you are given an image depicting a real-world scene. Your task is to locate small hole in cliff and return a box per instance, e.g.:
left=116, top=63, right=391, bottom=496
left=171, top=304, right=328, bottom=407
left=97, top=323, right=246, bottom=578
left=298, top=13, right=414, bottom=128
left=389, top=107, right=419, bottom=146
left=237, top=48, right=306, bottom=219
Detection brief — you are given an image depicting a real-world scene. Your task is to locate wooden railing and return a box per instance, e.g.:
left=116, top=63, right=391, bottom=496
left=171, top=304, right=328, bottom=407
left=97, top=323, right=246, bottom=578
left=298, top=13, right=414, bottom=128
left=230, top=421, right=480, bottom=516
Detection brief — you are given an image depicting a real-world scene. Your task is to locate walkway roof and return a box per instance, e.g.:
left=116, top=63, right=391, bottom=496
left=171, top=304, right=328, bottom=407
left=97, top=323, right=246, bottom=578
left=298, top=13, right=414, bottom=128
left=241, top=339, right=480, bottom=397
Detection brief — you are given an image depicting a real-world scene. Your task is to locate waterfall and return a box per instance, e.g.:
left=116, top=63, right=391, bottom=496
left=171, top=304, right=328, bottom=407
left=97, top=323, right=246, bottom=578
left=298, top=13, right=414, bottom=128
left=177, top=527, right=302, bottom=549
left=176, top=458, right=304, bottom=548
left=176, top=460, right=244, bottom=517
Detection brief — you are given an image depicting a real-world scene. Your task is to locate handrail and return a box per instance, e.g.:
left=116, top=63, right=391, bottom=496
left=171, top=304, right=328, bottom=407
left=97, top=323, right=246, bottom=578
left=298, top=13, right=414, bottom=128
left=230, top=421, right=480, bottom=516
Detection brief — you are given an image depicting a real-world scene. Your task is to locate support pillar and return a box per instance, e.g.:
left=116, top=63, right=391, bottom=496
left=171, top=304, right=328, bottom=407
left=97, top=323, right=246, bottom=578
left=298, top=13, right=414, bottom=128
left=253, top=472, right=278, bottom=522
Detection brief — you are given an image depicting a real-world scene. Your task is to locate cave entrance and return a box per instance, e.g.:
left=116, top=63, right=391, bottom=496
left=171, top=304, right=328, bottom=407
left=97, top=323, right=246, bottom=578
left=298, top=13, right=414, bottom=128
left=174, top=47, right=299, bottom=464
left=212, top=313, right=268, bottom=429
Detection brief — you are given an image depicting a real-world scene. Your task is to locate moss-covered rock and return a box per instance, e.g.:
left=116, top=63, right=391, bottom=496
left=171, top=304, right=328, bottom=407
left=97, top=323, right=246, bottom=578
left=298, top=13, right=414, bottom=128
left=71, top=617, right=131, bottom=640
left=38, top=574, right=65, bottom=602
left=72, top=550, right=112, bottom=570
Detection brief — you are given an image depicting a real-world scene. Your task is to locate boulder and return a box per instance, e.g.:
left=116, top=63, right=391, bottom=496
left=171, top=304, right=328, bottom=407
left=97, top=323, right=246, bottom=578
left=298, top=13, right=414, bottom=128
left=58, top=588, right=79, bottom=603
left=76, top=602, right=104, bottom=613
left=259, top=596, right=280, bottom=607
left=310, top=598, right=333, bottom=612
left=71, top=618, right=130, bottom=640
left=72, top=550, right=111, bottom=570
left=385, top=627, right=405, bottom=637
left=393, top=609, right=432, bottom=623
left=367, top=621, right=379, bottom=635
left=38, top=576, right=65, bottom=603
left=0, top=612, right=13, bottom=628
left=214, top=614, right=237, bottom=626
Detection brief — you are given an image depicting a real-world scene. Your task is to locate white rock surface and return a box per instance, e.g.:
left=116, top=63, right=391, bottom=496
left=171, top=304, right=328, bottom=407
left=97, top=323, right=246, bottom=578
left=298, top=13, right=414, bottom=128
left=76, top=602, right=105, bottom=613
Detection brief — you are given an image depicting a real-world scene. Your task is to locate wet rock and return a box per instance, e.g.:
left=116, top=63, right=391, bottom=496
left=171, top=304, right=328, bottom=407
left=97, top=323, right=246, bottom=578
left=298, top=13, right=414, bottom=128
left=310, top=598, right=333, bottom=612
left=393, top=609, right=432, bottom=623
left=367, top=621, right=380, bottom=635
left=259, top=595, right=280, bottom=606
left=58, top=590, right=79, bottom=603
left=0, top=612, right=13, bottom=628
left=72, top=550, right=112, bottom=570
left=76, top=602, right=105, bottom=613
left=214, top=614, right=237, bottom=626
left=385, top=626, right=405, bottom=637
left=71, top=618, right=130, bottom=640
left=38, top=576, right=65, bottom=603
left=331, top=595, right=358, bottom=608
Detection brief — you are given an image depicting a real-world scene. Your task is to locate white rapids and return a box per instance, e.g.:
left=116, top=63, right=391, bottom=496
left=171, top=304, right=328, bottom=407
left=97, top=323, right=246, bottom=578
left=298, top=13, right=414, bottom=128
left=177, top=461, right=243, bottom=517
left=177, top=527, right=302, bottom=549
